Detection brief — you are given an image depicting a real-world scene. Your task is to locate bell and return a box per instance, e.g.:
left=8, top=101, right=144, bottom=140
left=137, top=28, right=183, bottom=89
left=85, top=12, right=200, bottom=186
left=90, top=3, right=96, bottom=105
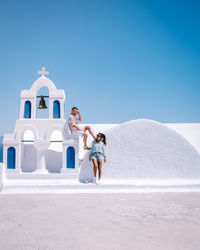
left=37, top=95, right=47, bottom=109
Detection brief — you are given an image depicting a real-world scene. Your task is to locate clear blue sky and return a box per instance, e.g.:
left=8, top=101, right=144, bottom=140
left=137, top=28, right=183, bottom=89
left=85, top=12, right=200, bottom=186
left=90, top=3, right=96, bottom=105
left=0, top=0, right=199, bottom=135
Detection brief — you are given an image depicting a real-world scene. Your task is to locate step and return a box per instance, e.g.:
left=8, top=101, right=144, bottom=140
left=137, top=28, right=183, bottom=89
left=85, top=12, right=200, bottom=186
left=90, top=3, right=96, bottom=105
left=4, top=172, right=79, bottom=180
left=1, top=183, right=200, bottom=194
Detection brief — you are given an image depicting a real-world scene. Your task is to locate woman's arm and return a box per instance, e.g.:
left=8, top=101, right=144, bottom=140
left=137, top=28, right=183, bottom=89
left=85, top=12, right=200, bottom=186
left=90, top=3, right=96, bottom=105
left=102, top=144, right=106, bottom=157
left=102, top=144, right=106, bottom=163
left=89, top=141, right=94, bottom=161
left=89, top=141, right=95, bottom=156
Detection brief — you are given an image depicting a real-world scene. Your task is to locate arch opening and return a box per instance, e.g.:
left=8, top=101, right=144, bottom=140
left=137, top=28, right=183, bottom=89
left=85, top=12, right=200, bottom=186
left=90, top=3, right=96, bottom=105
left=7, top=147, right=16, bottom=169
left=22, top=129, right=34, bottom=144
left=53, top=100, right=60, bottom=119
left=36, top=86, right=49, bottom=119
left=24, top=100, right=31, bottom=119
left=67, top=146, right=75, bottom=169
left=21, top=129, right=36, bottom=172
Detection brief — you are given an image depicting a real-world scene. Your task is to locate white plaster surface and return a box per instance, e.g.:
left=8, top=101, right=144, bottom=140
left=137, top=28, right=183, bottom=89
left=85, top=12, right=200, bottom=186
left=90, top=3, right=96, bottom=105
left=79, top=119, right=200, bottom=185
left=166, top=123, right=200, bottom=154
left=0, top=193, right=200, bottom=250
left=79, top=122, right=200, bottom=156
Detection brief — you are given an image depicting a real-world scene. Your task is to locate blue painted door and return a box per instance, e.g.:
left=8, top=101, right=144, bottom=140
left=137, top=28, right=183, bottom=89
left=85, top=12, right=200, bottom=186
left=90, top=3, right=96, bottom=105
left=67, top=146, right=75, bottom=168
left=7, top=147, right=16, bottom=169
left=53, top=100, right=60, bottom=118
left=24, top=101, right=31, bottom=118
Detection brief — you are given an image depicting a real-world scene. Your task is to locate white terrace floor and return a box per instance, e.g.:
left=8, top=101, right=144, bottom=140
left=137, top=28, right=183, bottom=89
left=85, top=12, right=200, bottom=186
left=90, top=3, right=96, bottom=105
left=0, top=193, right=200, bottom=250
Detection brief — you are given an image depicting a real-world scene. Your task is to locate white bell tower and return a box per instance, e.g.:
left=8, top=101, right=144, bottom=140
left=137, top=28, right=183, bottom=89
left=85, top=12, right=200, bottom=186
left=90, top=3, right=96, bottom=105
left=2, top=67, right=79, bottom=178
left=19, top=67, right=65, bottom=120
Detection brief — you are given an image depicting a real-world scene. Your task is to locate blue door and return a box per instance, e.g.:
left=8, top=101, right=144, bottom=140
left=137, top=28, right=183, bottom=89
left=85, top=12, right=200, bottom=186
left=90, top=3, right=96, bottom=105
left=24, top=100, right=31, bottom=118
left=67, top=146, right=75, bottom=168
left=53, top=100, right=60, bottom=118
left=7, top=147, right=16, bottom=169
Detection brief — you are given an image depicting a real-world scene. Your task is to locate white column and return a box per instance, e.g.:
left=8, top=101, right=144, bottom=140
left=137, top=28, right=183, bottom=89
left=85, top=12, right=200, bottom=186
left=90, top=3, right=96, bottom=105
left=19, top=99, right=25, bottom=119
left=74, top=137, right=79, bottom=170
left=3, top=145, right=8, bottom=167
left=15, top=144, right=21, bottom=173
left=60, top=99, right=65, bottom=119
left=32, top=98, right=37, bottom=119
left=36, top=150, right=46, bottom=172
left=49, top=98, right=53, bottom=119
left=34, top=141, right=50, bottom=173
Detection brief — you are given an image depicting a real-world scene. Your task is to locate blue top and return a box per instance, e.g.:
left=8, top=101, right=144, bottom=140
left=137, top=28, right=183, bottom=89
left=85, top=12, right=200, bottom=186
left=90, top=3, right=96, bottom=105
left=90, top=140, right=106, bottom=157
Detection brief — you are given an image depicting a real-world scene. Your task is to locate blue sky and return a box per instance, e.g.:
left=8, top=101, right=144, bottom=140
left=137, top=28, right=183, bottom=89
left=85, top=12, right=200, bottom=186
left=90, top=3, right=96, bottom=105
left=0, top=0, right=199, bottom=135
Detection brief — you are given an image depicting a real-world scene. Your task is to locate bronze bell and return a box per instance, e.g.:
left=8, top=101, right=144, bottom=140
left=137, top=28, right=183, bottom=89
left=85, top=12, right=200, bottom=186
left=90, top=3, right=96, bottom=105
left=37, top=95, right=48, bottom=109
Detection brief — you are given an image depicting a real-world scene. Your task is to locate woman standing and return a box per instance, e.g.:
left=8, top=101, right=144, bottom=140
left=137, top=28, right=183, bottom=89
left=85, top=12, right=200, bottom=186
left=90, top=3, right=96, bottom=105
left=89, top=133, right=106, bottom=184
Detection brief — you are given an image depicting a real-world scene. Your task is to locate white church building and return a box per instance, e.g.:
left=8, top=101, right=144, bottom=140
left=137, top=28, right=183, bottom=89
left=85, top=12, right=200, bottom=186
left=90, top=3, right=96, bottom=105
left=2, top=67, right=79, bottom=179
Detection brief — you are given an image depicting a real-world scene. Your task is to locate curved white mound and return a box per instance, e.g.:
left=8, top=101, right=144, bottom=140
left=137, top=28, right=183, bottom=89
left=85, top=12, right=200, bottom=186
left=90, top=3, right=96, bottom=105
left=79, top=119, right=200, bottom=184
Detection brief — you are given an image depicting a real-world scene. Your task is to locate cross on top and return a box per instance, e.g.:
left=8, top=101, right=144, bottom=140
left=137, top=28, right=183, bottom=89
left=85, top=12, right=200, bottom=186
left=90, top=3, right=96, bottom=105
left=38, top=67, right=49, bottom=77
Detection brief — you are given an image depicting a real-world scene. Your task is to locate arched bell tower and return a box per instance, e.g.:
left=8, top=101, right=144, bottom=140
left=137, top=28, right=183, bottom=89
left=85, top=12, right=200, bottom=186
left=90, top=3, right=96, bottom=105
left=3, top=67, right=79, bottom=177
left=19, top=67, right=65, bottom=120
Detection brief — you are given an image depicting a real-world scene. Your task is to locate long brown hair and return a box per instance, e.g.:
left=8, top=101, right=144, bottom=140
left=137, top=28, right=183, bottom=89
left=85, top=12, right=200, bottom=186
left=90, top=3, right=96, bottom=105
left=99, top=133, right=106, bottom=145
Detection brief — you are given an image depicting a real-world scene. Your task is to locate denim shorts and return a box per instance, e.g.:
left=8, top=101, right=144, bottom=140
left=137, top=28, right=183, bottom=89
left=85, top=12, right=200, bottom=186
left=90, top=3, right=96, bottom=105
left=91, top=152, right=104, bottom=162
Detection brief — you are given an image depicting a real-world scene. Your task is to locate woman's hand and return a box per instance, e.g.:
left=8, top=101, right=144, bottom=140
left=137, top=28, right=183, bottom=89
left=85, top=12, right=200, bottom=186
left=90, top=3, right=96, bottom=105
left=89, top=155, right=92, bottom=161
left=104, top=156, right=106, bottom=163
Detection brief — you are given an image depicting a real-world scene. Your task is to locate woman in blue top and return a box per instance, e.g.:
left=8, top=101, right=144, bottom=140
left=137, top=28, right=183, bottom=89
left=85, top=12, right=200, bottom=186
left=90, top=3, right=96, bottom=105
left=89, top=133, right=106, bottom=184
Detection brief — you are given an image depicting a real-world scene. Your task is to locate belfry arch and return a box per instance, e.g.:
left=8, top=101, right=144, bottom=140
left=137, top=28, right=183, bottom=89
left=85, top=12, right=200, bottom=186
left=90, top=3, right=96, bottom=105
left=3, top=67, right=79, bottom=176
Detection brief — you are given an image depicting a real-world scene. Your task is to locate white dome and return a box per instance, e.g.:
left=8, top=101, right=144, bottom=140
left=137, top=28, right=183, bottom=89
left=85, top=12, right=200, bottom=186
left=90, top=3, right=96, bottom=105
left=79, top=119, right=200, bottom=184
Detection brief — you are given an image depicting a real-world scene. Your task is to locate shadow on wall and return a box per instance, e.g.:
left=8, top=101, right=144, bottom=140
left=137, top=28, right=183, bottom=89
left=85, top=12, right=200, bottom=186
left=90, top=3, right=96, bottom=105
left=21, top=147, right=62, bottom=173
left=46, top=150, right=62, bottom=173
left=21, top=145, right=37, bottom=172
left=0, top=136, right=3, bottom=163
left=79, top=151, right=93, bottom=183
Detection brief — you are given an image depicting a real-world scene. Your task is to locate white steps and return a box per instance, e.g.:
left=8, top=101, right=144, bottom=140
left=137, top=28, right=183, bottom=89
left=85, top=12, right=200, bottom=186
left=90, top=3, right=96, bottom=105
left=1, top=182, right=200, bottom=194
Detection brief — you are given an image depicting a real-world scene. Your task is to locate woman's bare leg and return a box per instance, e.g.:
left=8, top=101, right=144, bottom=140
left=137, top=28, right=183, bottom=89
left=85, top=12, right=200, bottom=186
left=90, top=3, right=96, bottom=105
left=98, top=161, right=102, bottom=180
left=92, top=158, right=98, bottom=177
left=84, top=126, right=96, bottom=139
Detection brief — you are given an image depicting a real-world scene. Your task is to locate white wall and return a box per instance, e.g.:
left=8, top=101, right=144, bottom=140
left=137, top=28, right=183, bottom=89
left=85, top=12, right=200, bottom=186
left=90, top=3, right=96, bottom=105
left=79, top=123, right=200, bottom=158
left=79, top=120, right=200, bottom=184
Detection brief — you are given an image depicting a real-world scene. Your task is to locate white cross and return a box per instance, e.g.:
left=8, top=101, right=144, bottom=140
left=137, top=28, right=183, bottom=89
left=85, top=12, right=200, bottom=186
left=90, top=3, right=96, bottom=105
left=38, top=67, right=49, bottom=77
